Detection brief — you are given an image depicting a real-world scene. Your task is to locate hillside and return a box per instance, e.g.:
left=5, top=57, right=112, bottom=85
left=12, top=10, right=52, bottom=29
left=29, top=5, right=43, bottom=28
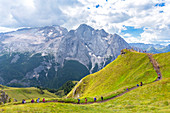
left=101, top=52, right=170, bottom=112
left=1, top=78, right=169, bottom=113
left=67, top=49, right=157, bottom=98
left=0, top=51, right=169, bottom=113
left=0, top=86, right=57, bottom=101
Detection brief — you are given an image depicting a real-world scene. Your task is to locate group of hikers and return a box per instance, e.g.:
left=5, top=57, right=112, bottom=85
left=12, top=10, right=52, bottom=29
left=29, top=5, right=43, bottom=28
left=77, top=96, right=104, bottom=104
left=137, top=82, right=143, bottom=87
left=78, top=82, right=144, bottom=104
left=22, top=98, right=45, bottom=104
left=126, top=82, right=143, bottom=91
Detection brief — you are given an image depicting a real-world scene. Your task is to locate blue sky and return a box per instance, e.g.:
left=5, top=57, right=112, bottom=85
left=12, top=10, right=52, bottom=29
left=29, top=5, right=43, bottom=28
left=0, top=0, right=169, bottom=45
left=155, top=3, right=165, bottom=7
left=121, top=26, right=144, bottom=38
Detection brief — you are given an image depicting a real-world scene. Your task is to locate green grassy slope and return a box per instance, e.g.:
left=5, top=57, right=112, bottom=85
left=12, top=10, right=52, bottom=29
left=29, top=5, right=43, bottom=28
left=1, top=87, right=57, bottom=101
left=1, top=78, right=169, bottom=113
left=153, top=52, right=170, bottom=78
left=0, top=102, right=113, bottom=113
left=100, top=78, right=170, bottom=113
left=67, top=50, right=157, bottom=98
left=95, top=52, right=170, bottom=112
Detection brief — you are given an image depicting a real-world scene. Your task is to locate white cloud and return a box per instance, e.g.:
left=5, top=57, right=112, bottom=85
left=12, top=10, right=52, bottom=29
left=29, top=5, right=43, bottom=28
left=0, top=27, right=18, bottom=33
left=123, top=33, right=131, bottom=37
left=0, top=0, right=169, bottom=45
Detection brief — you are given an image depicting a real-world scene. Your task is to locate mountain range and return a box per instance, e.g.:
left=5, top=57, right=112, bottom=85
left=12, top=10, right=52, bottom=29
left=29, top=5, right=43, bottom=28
left=130, top=43, right=170, bottom=53
left=0, top=24, right=130, bottom=89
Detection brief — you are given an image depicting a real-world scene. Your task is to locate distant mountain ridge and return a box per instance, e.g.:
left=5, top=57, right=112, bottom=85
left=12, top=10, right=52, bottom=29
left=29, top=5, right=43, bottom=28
left=130, top=43, right=170, bottom=53
left=0, top=24, right=130, bottom=89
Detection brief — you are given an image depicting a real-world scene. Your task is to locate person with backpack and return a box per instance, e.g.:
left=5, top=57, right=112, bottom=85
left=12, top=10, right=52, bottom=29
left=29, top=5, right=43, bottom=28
left=77, top=99, right=80, bottom=104
left=85, top=98, right=87, bottom=103
left=43, top=98, right=45, bottom=103
left=158, top=73, right=161, bottom=79
left=94, top=97, right=96, bottom=102
left=22, top=99, right=26, bottom=104
left=22, top=99, right=24, bottom=104
left=37, top=98, right=40, bottom=103
left=101, top=96, right=103, bottom=101
left=31, top=99, right=34, bottom=103
left=140, top=82, right=143, bottom=86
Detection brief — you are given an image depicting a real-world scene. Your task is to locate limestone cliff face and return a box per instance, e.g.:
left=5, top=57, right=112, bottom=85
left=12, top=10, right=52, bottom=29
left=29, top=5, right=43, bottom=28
left=57, top=24, right=130, bottom=72
left=0, top=24, right=130, bottom=88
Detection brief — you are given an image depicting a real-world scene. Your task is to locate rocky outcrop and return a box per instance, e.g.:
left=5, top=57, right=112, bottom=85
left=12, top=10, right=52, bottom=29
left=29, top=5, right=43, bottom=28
left=0, top=90, right=10, bottom=104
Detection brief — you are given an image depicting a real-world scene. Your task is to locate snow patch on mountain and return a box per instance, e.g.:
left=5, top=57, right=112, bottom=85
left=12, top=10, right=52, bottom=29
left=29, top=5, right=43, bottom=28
left=11, top=55, right=20, bottom=63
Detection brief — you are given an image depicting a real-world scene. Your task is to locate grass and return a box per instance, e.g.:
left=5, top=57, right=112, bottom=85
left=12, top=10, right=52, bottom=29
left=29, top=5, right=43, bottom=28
left=67, top=50, right=157, bottom=98
left=0, top=102, right=114, bottom=113
left=153, top=52, right=170, bottom=78
left=0, top=87, right=57, bottom=101
left=100, top=77, right=170, bottom=113
left=0, top=78, right=169, bottom=113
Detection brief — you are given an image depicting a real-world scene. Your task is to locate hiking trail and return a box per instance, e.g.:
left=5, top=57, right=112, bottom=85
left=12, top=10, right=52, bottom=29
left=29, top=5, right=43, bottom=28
left=146, top=53, right=162, bottom=80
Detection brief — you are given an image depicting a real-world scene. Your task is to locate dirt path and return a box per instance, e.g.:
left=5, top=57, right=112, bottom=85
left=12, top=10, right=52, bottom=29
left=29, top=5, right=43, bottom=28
left=10, top=53, right=162, bottom=105
left=42, top=86, right=139, bottom=105
left=146, top=53, right=162, bottom=80
left=80, top=86, right=138, bottom=104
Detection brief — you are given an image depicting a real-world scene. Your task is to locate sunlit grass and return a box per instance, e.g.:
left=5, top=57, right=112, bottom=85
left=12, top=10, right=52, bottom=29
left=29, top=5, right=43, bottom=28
left=1, top=87, right=57, bottom=101
left=1, top=78, right=169, bottom=113
left=68, top=50, right=157, bottom=98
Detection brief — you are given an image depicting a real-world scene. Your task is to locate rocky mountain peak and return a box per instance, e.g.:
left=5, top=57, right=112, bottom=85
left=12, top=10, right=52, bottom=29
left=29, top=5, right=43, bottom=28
left=77, top=24, right=94, bottom=31
left=98, top=29, right=108, bottom=37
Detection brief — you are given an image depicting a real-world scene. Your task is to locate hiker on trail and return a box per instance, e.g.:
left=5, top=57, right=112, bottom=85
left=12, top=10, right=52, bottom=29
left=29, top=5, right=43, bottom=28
left=140, top=82, right=143, bottom=86
left=127, top=88, right=128, bottom=91
left=22, top=99, right=26, bottom=104
left=137, top=84, right=139, bottom=87
left=94, top=97, right=96, bottom=102
left=31, top=99, right=34, bottom=103
left=101, top=96, right=103, bottom=101
left=43, top=98, right=45, bottom=103
left=85, top=98, right=87, bottom=103
left=158, top=73, right=161, bottom=79
left=37, top=98, right=40, bottom=103
left=77, top=99, right=80, bottom=104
